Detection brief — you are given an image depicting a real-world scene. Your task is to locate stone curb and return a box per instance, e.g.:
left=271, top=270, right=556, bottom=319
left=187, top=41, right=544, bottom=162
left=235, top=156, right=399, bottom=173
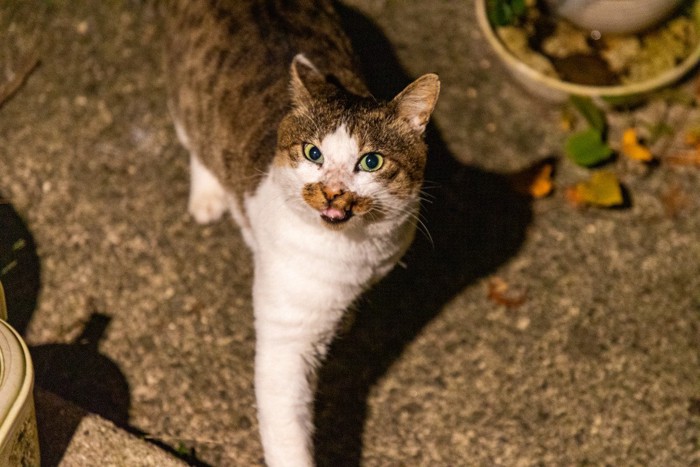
left=35, top=389, right=187, bottom=467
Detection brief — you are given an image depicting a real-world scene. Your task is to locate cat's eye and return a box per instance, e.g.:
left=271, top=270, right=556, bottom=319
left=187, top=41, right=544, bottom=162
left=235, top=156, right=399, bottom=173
left=358, top=152, right=384, bottom=172
left=303, top=143, right=323, bottom=164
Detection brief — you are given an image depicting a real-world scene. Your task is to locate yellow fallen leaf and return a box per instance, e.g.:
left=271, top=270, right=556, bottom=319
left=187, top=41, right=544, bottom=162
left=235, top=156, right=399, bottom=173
left=528, top=163, right=554, bottom=198
left=487, top=277, right=527, bottom=308
left=683, top=126, right=700, bottom=147
left=510, top=159, right=555, bottom=199
left=621, top=128, right=653, bottom=162
left=566, top=170, right=624, bottom=207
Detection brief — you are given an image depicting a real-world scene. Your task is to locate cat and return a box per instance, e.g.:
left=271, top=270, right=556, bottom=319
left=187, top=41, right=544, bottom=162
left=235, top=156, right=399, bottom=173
left=164, top=1, right=439, bottom=465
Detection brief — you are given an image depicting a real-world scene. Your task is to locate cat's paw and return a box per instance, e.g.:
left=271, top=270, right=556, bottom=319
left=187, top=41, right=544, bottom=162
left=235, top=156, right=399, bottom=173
left=188, top=190, right=228, bottom=224
left=188, top=154, right=228, bottom=224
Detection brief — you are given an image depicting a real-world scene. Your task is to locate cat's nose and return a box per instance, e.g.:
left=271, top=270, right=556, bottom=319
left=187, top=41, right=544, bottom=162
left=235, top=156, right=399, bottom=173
left=322, top=185, right=344, bottom=201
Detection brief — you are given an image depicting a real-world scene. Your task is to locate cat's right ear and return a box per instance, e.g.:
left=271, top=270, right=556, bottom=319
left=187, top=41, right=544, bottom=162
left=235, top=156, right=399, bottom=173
left=289, top=54, right=326, bottom=110
left=392, top=73, right=440, bottom=134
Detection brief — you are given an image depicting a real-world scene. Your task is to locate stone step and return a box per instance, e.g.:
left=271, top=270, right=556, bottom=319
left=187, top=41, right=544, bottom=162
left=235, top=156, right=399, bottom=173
left=36, top=388, right=188, bottom=467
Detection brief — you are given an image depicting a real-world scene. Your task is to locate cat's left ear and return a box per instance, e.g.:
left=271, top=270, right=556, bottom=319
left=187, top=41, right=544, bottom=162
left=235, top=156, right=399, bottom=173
left=392, top=74, right=440, bottom=134
left=289, top=54, right=327, bottom=110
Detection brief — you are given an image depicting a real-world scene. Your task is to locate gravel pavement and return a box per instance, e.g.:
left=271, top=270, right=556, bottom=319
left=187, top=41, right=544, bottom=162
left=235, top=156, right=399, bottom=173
left=1, top=1, right=699, bottom=465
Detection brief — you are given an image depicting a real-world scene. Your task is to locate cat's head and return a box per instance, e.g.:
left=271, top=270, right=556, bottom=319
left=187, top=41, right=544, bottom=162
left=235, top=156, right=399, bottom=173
left=275, top=54, right=440, bottom=232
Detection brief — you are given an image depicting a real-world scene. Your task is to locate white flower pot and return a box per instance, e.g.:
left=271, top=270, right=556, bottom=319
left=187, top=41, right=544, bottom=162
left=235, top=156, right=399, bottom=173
left=0, top=283, right=40, bottom=466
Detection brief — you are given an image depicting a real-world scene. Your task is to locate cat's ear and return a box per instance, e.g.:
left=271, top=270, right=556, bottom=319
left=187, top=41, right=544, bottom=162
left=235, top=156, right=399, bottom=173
left=289, top=54, right=327, bottom=109
left=392, top=74, right=440, bottom=134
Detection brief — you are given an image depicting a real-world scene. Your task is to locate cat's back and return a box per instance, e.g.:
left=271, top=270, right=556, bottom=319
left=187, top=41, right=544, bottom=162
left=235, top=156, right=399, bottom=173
left=164, top=0, right=366, bottom=197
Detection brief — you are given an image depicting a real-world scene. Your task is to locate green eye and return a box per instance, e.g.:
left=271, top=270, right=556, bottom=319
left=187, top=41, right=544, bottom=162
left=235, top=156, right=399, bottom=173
left=358, top=152, right=384, bottom=172
left=303, top=143, right=323, bottom=164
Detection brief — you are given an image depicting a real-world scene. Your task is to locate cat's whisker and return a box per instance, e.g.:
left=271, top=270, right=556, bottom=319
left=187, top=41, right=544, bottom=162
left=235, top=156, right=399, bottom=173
left=420, top=179, right=442, bottom=189
left=401, top=209, right=433, bottom=247
left=418, top=194, right=435, bottom=205
left=252, top=168, right=270, bottom=177
left=419, top=186, right=437, bottom=199
left=369, top=201, right=433, bottom=247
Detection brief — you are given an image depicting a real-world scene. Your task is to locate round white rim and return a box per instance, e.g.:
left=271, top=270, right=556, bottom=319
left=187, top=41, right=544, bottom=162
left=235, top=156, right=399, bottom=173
left=475, top=0, right=700, bottom=98
left=0, top=318, right=34, bottom=453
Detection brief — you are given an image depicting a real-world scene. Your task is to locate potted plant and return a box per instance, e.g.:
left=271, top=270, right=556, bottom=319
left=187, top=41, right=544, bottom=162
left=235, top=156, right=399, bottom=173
left=476, top=0, right=700, bottom=102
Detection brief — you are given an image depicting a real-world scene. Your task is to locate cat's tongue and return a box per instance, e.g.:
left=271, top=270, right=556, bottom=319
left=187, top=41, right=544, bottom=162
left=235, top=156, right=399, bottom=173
left=321, top=207, right=348, bottom=222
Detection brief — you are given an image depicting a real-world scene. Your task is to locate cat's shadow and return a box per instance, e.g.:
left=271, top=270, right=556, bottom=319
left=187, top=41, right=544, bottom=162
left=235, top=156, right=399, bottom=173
left=313, top=4, right=533, bottom=466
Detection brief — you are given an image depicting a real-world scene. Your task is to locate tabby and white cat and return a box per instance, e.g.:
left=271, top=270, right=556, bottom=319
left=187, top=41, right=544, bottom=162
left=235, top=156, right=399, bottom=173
left=164, top=1, right=439, bottom=465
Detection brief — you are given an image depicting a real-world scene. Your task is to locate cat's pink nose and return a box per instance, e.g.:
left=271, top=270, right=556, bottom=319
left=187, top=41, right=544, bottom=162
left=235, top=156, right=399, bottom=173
left=322, top=185, right=344, bottom=201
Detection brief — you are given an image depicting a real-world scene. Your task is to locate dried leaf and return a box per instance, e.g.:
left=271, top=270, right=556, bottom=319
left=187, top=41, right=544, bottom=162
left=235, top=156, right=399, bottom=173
left=528, top=163, right=554, bottom=198
left=487, top=277, right=527, bottom=308
left=660, top=184, right=689, bottom=218
left=683, top=126, right=700, bottom=146
left=0, top=52, right=40, bottom=110
left=621, top=128, right=653, bottom=162
left=511, top=159, right=555, bottom=198
left=666, top=150, right=700, bottom=167
left=566, top=170, right=624, bottom=207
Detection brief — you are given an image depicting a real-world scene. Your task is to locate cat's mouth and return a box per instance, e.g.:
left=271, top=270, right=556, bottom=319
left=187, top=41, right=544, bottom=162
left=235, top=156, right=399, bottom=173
left=320, top=206, right=353, bottom=225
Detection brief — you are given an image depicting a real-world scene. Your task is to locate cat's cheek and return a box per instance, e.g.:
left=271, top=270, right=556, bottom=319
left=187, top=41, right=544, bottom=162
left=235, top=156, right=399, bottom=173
left=353, top=196, right=374, bottom=216
left=276, top=165, right=315, bottom=188
left=351, top=174, right=381, bottom=200
left=301, top=183, right=327, bottom=211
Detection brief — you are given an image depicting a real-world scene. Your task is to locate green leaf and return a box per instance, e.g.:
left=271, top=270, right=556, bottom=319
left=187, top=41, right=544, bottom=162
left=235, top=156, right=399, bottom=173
left=487, top=0, right=525, bottom=26
left=565, top=128, right=614, bottom=167
left=511, top=0, right=526, bottom=17
left=487, top=0, right=508, bottom=26
left=570, top=95, right=606, bottom=133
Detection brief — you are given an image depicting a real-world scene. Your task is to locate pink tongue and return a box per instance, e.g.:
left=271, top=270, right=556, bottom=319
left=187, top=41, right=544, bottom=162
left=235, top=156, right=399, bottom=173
left=322, top=207, right=346, bottom=220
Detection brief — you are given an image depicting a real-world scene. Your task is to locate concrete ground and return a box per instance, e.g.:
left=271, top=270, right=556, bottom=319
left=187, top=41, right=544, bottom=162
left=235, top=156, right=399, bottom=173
left=1, top=1, right=699, bottom=465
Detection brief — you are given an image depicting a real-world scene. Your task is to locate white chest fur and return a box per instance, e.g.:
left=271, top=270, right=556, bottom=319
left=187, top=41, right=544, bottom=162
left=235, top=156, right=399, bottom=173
left=246, top=171, right=415, bottom=315
left=242, top=169, right=416, bottom=467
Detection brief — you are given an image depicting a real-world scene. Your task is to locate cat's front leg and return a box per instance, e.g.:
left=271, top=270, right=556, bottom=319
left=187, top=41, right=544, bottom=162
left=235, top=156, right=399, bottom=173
left=254, top=332, right=318, bottom=467
left=253, top=290, right=343, bottom=466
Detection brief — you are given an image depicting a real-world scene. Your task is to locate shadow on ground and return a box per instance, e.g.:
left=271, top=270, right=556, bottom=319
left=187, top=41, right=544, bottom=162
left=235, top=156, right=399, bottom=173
left=313, top=5, right=533, bottom=466
left=0, top=193, right=40, bottom=336
left=0, top=196, right=113, bottom=465
left=0, top=195, right=210, bottom=466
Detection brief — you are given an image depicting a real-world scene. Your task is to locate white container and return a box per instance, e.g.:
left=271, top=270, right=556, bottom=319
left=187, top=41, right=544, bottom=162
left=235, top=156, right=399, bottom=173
left=0, top=283, right=40, bottom=466
left=476, top=0, right=700, bottom=102
left=550, top=0, right=683, bottom=35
